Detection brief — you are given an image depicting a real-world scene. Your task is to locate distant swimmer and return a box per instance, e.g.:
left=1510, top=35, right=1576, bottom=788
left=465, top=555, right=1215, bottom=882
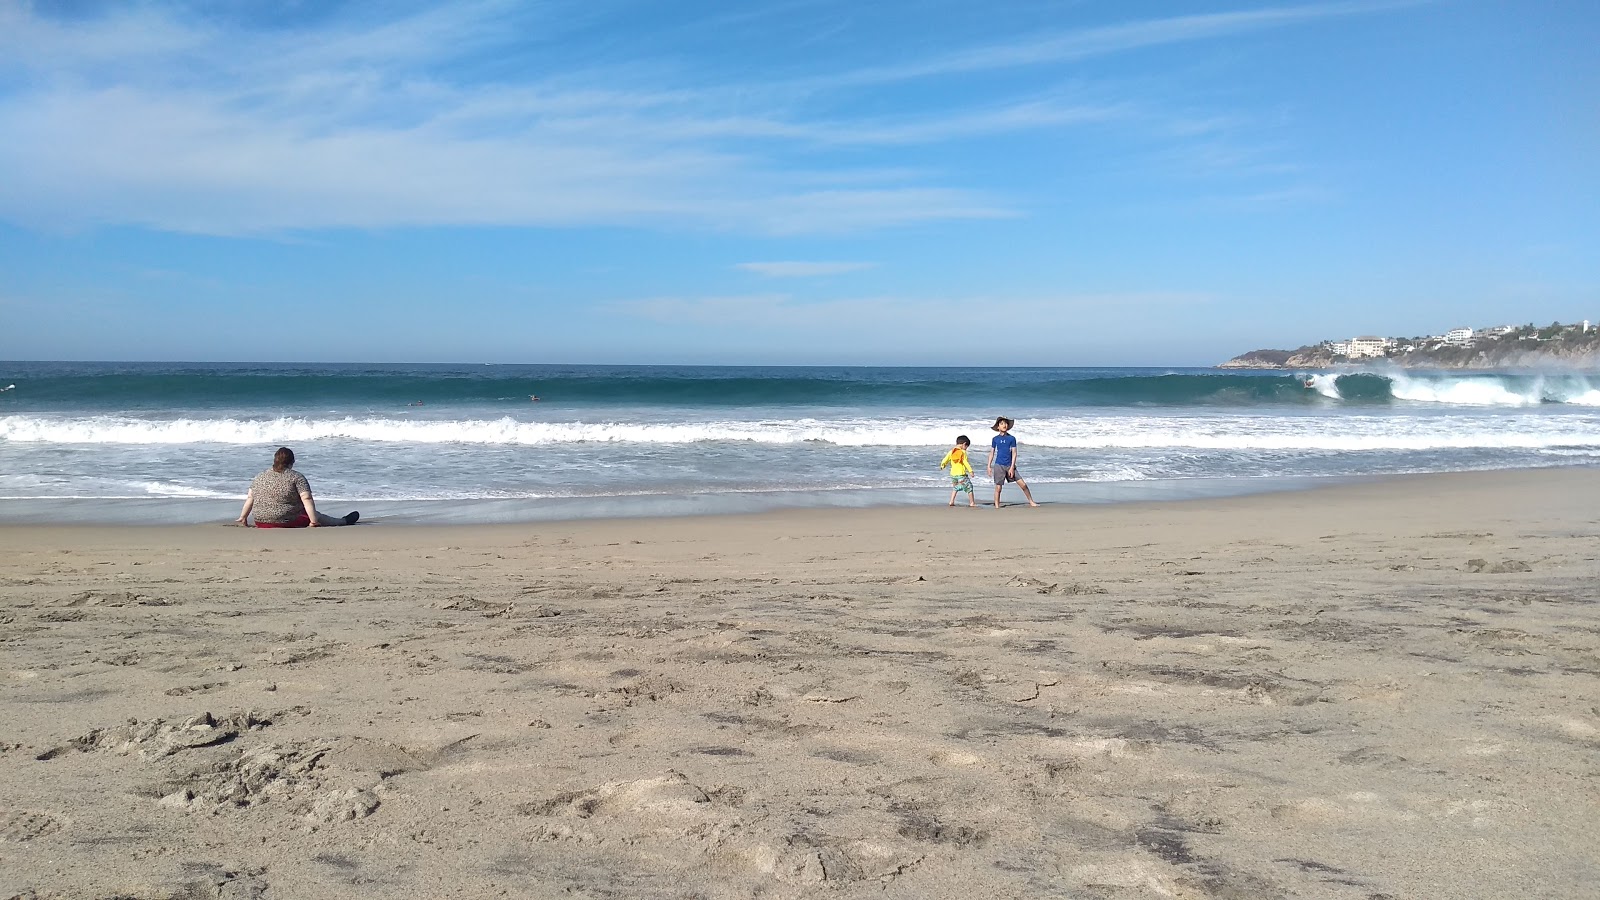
left=1303, top=378, right=1316, bottom=389
left=529, top=395, right=540, bottom=402
left=0, top=384, right=14, bottom=392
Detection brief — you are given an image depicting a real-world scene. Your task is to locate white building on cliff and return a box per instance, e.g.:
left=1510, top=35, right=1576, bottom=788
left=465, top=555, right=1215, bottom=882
left=1330, top=336, right=1392, bottom=358
left=1346, top=336, right=1390, bottom=358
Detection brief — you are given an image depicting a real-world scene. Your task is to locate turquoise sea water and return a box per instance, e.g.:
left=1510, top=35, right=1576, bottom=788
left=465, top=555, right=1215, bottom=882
left=2, top=362, right=1598, bottom=523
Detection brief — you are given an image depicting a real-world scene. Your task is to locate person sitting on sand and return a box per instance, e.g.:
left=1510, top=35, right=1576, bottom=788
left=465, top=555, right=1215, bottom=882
left=988, top=416, right=1039, bottom=509
left=939, top=435, right=978, bottom=507
left=234, top=447, right=359, bottom=528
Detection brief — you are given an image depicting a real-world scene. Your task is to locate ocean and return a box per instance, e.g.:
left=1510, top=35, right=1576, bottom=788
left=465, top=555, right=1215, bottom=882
left=2, top=361, right=1598, bottom=524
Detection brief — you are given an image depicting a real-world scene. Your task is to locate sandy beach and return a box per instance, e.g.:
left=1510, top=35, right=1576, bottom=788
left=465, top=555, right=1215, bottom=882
left=2, top=468, right=1597, bottom=899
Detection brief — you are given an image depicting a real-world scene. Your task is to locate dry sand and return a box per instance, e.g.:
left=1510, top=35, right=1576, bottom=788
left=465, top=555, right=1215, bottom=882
left=2, top=469, right=1598, bottom=899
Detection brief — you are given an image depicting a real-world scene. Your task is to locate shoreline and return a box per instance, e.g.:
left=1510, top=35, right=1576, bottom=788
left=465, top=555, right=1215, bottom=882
left=0, top=465, right=1587, bottom=539
left=4, top=466, right=1596, bottom=898
left=0, top=466, right=1587, bottom=527
left=0, top=473, right=1338, bottom=526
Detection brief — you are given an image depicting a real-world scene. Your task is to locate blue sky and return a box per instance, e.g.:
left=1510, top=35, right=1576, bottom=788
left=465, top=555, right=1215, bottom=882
left=1, top=0, right=1596, bottom=365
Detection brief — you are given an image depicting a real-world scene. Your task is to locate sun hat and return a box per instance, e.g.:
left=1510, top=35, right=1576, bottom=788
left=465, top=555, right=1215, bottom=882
left=992, top=416, right=1014, bottom=430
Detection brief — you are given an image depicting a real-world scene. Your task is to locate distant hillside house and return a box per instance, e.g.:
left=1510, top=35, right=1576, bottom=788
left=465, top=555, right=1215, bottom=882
left=1444, top=327, right=1475, bottom=346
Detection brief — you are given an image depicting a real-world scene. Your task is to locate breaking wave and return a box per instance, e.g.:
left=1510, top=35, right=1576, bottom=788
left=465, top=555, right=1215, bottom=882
left=6, top=413, right=1600, bottom=452
left=4, top=364, right=1597, bottom=410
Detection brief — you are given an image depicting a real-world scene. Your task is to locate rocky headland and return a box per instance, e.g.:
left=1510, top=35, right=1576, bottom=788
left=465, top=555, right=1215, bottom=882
left=1220, top=322, right=1600, bottom=369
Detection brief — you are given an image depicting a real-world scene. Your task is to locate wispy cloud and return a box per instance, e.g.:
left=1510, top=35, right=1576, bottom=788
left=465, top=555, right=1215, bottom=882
left=802, top=0, right=1428, bottom=88
left=802, top=97, right=1127, bottom=146
left=0, top=1, right=1419, bottom=236
left=0, top=4, right=1034, bottom=234
left=736, top=261, right=876, bottom=278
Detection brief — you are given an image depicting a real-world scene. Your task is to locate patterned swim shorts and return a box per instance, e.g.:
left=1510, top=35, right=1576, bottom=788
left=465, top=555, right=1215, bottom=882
left=951, top=474, right=973, bottom=493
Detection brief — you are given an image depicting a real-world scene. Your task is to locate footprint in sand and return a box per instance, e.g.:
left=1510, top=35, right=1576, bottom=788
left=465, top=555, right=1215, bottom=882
left=35, top=711, right=269, bottom=761
left=718, top=833, right=923, bottom=886
left=164, top=681, right=230, bottom=697
left=0, top=807, right=65, bottom=842
left=306, top=787, right=381, bottom=824
left=1057, top=737, right=1153, bottom=759
left=519, top=772, right=716, bottom=821
left=929, top=749, right=983, bottom=767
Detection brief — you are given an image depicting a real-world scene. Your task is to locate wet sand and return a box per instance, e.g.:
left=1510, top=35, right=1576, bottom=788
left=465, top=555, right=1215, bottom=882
left=2, top=469, right=1597, bottom=899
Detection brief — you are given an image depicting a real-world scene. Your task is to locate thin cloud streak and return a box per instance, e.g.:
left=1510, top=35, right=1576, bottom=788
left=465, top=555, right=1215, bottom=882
left=736, top=262, right=877, bottom=278
left=0, top=98, right=1035, bottom=234
left=802, top=0, right=1430, bottom=88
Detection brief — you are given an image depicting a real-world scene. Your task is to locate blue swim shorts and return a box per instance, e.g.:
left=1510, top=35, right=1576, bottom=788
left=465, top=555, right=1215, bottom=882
left=951, top=474, right=973, bottom=493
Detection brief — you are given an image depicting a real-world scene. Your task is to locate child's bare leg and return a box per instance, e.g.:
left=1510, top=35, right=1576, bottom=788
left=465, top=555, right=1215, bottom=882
left=993, top=482, right=1003, bottom=508
left=1018, top=479, right=1039, bottom=507
left=947, top=489, right=957, bottom=506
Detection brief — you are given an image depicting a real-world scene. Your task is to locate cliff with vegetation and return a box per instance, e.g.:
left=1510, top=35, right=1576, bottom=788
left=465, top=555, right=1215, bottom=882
left=1220, top=322, right=1600, bottom=369
left=1218, top=346, right=1336, bottom=369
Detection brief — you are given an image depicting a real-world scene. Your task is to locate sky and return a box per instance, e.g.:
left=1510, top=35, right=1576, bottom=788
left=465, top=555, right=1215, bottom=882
left=0, top=0, right=1597, bottom=366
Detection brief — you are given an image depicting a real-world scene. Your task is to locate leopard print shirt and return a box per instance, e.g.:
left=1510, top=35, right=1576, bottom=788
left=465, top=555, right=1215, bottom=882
left=249, top=468, right=312, bottom=524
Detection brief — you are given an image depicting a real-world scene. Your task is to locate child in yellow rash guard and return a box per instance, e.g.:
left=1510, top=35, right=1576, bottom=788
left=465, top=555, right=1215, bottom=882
left=939, top=435, right=978, bottom=507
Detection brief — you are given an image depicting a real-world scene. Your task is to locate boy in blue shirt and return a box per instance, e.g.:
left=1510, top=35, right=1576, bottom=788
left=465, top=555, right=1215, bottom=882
left=987, top=416, right=1039, bottom=509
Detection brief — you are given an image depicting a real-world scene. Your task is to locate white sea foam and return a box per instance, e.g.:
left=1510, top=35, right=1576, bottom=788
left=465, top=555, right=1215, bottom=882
left=1562, top=389, right=1600, bottom=406
left=1387, top=374, right=1537, bottom=406
left=134, top=481, right=235, bottom=498
left=5, top=412, right=1600, bottom=452
left=1380, top=372, right=1600, bottom=406
left=1306, top=374, right=1342, bottom=399
left=1075, top=465, right=1153, bottom=482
